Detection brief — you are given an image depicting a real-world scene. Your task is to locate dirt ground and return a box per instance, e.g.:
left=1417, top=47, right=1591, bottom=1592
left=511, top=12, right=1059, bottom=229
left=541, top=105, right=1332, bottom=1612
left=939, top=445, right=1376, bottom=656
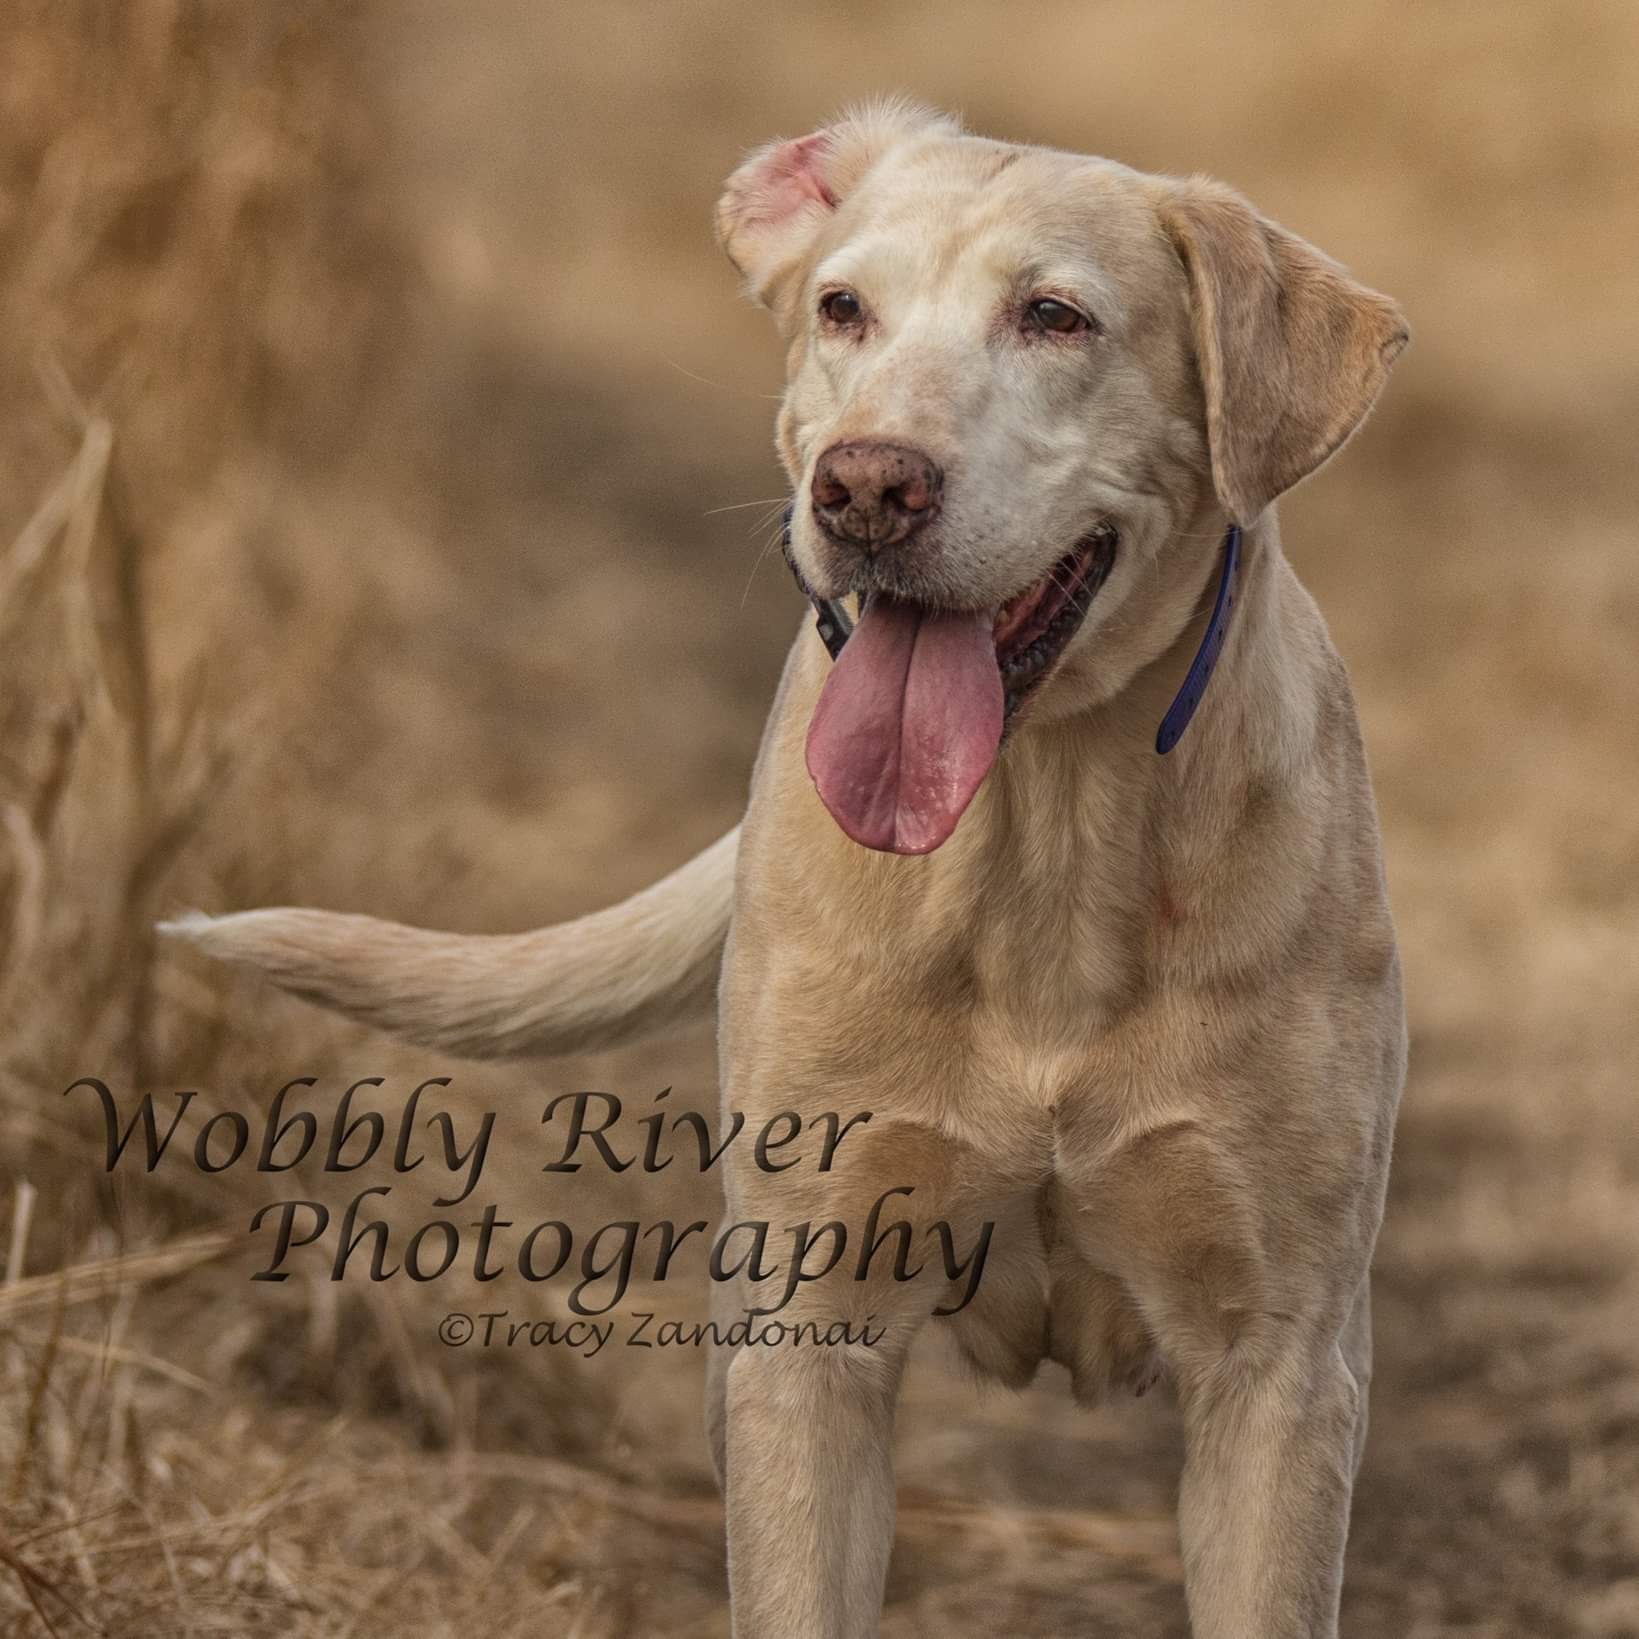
left=1, top=3, right=1636, bottom=1635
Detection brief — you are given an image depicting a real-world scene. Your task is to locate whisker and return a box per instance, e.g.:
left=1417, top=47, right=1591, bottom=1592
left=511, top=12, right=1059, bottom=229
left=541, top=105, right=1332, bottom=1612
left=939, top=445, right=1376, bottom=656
left=704, top=497, right=789, bottom=517
left=739, top=516, right=794, bottom=611
left=744, top=500, right=790, bottom=540
left=658, top=355, right=784, bottom=402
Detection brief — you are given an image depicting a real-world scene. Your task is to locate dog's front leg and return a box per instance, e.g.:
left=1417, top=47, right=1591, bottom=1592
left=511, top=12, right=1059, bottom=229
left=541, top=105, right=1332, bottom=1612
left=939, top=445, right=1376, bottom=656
left=1061, top=1115, right=1377, bottom=1638
left=712, top=1099, right=968, bottom=1639
left=1173, top=1308, right=1366, bottom=1639
left=723, top=1304, right=921, bottom=1639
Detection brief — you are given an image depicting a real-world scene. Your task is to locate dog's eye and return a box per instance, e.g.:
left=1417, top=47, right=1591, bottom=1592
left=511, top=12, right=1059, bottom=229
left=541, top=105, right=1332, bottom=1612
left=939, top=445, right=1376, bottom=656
left=819, top=289, right=863, bottom=325
left=1027, top=298, right=1090, bottom=335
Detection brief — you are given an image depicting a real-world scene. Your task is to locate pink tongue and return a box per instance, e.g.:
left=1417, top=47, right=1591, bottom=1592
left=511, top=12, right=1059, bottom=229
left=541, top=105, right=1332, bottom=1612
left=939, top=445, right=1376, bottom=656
left=805, top=598, right=1003, bottom=855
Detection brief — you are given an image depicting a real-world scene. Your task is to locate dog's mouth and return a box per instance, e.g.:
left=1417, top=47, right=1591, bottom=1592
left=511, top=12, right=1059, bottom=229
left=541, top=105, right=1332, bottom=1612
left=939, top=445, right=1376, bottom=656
left=804, top=526, right=1119, bottom=856
left=991, top=525, right=1118, bottom=719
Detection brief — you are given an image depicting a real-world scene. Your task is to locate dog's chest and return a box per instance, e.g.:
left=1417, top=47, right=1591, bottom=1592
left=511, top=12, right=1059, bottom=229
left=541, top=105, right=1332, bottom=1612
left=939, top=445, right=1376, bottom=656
left=875, top=890, right=1219, bottom=1399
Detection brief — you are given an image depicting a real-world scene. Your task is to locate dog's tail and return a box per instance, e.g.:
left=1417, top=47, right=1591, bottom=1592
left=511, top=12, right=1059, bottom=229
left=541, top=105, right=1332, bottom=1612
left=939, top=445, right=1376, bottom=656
left=159, top=828, right=739, bottom=1058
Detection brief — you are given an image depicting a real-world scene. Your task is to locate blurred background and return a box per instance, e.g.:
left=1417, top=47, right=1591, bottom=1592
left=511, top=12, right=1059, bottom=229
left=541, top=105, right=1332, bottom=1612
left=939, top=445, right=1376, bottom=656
left=1, top=2, right=1636, bottom=1634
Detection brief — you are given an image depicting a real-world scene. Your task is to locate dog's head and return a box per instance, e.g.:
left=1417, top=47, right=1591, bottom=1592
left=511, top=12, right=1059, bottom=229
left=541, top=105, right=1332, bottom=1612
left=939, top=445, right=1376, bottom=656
left=717, top=102, right=1407, bottom=854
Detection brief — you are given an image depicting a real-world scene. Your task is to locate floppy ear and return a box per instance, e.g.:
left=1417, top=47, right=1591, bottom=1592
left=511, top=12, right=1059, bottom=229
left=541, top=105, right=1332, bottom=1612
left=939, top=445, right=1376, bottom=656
left=715, top=99, right=960, bottom=319
left=1161, top=178, right=1409, bottom=525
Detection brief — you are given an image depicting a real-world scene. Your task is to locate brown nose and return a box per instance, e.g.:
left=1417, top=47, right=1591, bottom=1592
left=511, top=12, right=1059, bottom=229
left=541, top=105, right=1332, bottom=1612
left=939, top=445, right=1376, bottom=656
left=810, top=441, right=943, bottom=553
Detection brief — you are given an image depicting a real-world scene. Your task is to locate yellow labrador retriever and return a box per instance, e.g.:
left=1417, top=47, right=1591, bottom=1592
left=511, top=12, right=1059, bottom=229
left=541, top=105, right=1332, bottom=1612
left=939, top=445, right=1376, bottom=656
left=170, top=102, right=1409, bottom=1639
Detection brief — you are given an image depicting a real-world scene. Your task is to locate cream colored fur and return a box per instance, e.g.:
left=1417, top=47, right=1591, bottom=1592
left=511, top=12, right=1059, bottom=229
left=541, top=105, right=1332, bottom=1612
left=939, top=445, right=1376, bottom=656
left=167, top=103, right=1409, bottom=1639
left=163, top=827, right=736, bottom=1056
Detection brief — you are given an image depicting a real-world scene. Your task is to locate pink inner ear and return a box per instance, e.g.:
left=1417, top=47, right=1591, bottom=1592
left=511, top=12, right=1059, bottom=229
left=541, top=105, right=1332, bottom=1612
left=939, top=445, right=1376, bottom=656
left=753, top=131, right=838, bottom=222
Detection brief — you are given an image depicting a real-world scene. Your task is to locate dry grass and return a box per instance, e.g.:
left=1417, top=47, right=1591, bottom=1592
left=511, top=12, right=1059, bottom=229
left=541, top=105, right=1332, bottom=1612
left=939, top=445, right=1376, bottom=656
left=1, top=1, right=1636, bottom=1635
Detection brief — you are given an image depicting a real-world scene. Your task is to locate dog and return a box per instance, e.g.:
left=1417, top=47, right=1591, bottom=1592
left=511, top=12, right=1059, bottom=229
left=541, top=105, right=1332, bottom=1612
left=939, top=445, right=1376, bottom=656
left=167, top=100, right=1409, bottom=1639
